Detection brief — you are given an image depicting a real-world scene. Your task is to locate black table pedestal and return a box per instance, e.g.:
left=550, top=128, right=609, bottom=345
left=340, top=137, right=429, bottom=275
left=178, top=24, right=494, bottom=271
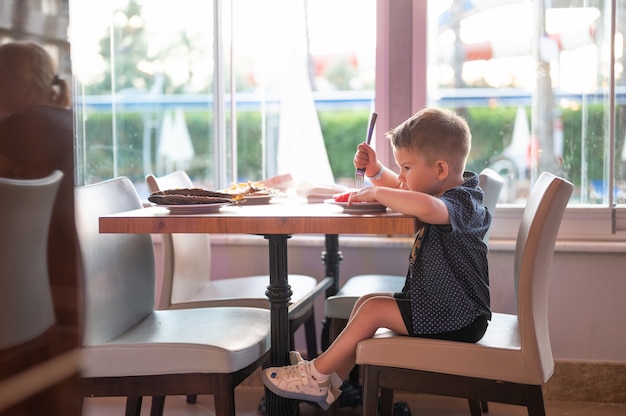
left=264, top=234, right=298, bottom=416
left=263, top=233, right=344, bottom=416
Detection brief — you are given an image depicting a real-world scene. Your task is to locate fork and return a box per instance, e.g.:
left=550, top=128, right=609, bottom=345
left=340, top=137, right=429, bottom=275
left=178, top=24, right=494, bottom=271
left=355, top=111, right=378, bottom=188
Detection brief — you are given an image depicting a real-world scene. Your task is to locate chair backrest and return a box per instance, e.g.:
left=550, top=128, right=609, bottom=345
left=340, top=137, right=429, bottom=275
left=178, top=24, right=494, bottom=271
left=514, top=172, right=573, bottom=382
left=75, top=177, right=156, bottom=345
left=146, top=171, right=212, bottom=309
left=0, top=171, right=63, bottom=349
left=478, top=168, right=504, bottom=243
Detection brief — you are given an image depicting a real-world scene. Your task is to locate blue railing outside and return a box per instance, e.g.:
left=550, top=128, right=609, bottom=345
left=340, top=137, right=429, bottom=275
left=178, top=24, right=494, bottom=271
left=76, top=87, right=626, bottom=112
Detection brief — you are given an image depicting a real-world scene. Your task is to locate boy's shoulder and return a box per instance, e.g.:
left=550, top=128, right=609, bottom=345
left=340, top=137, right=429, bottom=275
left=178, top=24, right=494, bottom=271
left=442, top=172, right=483, bottom=205
left=462, top=171, right=480, bottom=186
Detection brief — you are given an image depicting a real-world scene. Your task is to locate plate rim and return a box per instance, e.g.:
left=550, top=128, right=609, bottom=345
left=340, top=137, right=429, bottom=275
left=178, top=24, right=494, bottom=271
left=242, top=194, right=275, bottom=200
left=239, top=194, right=276, bottom=204
left=157, top=201, right=232, bottom=213
left=323, top=198, right=387, bottom=211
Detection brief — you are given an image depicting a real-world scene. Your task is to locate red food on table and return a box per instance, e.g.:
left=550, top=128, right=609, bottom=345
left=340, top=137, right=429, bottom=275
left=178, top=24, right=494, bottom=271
left=333, top=192, right=351, bottom=203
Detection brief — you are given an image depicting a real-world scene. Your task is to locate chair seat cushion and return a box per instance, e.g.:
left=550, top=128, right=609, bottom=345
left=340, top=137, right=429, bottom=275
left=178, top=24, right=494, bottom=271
left=356, top=312, right=548, bottom=385
left=173, top=274, right=317, bottom=315
left=81, top=307, right=270, bottom=377
left=325, top=275, right=405, bottom=319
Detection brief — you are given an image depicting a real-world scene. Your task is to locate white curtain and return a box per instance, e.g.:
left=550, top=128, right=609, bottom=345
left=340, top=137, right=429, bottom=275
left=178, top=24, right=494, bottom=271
left=275, top=0, right=334, bottom=185
left=156, top=107, right=195, bottom=175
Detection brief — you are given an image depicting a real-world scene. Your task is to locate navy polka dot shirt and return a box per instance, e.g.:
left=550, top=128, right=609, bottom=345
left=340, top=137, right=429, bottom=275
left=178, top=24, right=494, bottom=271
left=402, top=171, right=492, bottom=335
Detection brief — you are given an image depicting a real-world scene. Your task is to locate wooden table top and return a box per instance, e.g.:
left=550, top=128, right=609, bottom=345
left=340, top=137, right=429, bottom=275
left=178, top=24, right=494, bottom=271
left=99, top=199, right=420, bottom=236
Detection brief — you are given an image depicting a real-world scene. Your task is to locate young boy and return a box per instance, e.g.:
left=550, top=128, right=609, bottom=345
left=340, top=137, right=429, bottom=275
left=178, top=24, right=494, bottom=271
left=263, top=107, right=492, bottom=409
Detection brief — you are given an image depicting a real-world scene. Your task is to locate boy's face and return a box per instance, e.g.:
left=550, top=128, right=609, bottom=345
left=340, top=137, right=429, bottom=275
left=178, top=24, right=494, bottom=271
left=393, top=147, right=442, bottom=196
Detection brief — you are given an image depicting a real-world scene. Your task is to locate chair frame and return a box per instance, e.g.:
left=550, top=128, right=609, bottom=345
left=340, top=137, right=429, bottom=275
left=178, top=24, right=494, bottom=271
left=0, top=170, right=63, bottom=350
left=357, top=172, right=573, bottom=416
left=146, top=171, right=328, bottom=359
left=81, top=353, right=268, bottom=416
left=76, top=177, right=271, bottom=416
left=0, top=170, right=72, bottom=413
left=362, top=366, right=545, bottom=416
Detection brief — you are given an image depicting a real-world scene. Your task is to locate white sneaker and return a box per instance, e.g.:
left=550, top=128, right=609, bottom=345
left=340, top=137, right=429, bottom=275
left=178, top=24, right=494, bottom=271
left=289, top=351, right=342, bottom=410
left=263, top=360, right=328, bottom=402
left=288, top=350, right=304, bottom=366
left=322, top=382, right=342, bottom=410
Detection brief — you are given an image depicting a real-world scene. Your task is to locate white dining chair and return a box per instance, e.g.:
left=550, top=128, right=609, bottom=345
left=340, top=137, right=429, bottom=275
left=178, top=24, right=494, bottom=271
left=324, top=168, right=504, bottom=345
left=76, top=177, right=271, bottom=416
left=146, top=170, right=330, bottom=361
left=0, top=171, right=81, bottom=414
left=0, top=170, right=63, bottom=350
left=355, top=172, right=573, bottom=416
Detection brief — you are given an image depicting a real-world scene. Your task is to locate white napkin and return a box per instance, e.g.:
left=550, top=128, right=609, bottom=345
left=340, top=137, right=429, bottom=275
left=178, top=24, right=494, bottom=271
left=296, top=181, right=350, bottom=203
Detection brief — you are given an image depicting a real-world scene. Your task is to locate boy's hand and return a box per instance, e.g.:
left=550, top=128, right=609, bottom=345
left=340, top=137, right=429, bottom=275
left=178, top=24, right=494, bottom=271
left=353, top=142, right=378, bottom=174
left=333, top=188, right=378, bottom=205
left=347, top=187, right=377, bottom=204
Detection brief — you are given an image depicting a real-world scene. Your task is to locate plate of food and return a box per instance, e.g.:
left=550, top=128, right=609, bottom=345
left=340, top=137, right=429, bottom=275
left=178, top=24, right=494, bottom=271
left=148, top=188, right=239, bottom=214
left=324, top=199, right=388, bottom=213
left=220, top=181, right=280, bottom=205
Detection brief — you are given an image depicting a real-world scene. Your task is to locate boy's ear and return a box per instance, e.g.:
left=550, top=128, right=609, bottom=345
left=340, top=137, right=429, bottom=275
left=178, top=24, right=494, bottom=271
left=435, top=160, right=449, bottom=180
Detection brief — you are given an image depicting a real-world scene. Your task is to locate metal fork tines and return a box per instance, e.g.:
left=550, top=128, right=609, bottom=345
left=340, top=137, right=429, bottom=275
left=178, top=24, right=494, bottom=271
left=355, top=168, right=365, bottom=189
left=355, top=112, right=378, bottom=188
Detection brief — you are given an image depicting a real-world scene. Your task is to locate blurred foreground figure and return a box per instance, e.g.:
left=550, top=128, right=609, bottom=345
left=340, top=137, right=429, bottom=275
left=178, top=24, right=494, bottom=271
left=0, top=41, right=82, bottom=415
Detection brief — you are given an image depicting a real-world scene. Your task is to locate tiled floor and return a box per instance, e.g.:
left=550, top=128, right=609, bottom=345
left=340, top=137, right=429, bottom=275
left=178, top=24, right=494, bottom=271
left=82, top=386, right=626, bottom=416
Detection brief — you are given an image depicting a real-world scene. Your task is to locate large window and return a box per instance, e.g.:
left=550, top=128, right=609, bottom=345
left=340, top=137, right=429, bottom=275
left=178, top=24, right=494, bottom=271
left=70, top=0, right=375, bottom=196
left=70, top=0, right=626, bottom=239
left=428, top=0, right=625, bottom=208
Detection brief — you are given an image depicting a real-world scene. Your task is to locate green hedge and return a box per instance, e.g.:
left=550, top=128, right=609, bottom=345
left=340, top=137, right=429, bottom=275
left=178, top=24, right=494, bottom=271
left=81, top=105, right=618, bottom=187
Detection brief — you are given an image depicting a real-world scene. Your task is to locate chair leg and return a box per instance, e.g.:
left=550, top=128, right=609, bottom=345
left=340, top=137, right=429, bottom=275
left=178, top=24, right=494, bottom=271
left=379, top=388, right=394, bottom=416
left=150, top=396, right=165, bottom=416
left=328, top=317, right=348, bottom=345
left=362, top=365, right=379, bottom=416
left=124, top=396, right=142, bottom=416
left=186, top=395, right=197, bottom=403
left=327, top=400, right=340, bottom=416
left=481, top=400, right=489, bottom=413
left=526, top=385, right=547, bottom=416
left=213, top=375, right=236, bottom=416
left=468, top=399, right=483, bottom=416
left=304, top=311, right=318, bottom=359
left=289, top=307, right=318, bottom=359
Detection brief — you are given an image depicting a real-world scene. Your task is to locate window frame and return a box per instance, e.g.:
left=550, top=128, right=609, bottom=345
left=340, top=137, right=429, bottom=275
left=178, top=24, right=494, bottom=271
left=70, top=0, right=626, bottom=242
left=376, top=0, right=626, bottom=242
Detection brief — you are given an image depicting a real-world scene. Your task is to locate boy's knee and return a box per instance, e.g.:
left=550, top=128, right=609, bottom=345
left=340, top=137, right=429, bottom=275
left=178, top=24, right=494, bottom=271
left=361, top=295, right=386, bottom=311
left=355, top=293, right=377, bottom=308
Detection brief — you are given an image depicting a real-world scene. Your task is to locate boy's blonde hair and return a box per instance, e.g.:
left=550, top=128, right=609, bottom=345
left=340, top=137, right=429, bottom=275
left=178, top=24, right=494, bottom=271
left=386, top=107, right=471, bottom=175
left=0, top=41, right=71, bottom=111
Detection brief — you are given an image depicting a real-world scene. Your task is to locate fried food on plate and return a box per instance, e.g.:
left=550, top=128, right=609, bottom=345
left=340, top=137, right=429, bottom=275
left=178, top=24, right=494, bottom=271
left=148, top=188, right=242, bottom=205
left=221, top=181, right=276, bottom=196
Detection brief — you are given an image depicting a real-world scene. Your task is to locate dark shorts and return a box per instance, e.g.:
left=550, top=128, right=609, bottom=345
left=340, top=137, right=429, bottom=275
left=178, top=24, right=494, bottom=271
left=394, top=292, right=489, bottom=343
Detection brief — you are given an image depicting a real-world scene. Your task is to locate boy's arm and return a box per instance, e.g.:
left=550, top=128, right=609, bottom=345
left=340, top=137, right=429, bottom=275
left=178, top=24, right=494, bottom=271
left=354, top=143, right=402, bottom=189
left=365, top=162, right=402, bottom=189
left=350, top=186, right=450, bottom=225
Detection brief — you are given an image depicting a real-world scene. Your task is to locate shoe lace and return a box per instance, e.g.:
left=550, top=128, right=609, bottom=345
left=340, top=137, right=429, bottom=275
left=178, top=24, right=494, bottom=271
left=283, top=363, right=311, bottom=386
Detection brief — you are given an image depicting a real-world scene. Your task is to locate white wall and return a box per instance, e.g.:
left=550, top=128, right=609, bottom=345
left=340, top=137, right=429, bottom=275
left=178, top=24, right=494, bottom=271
left=209, top=235, right=626, bottom=363
left=489, top=246, right=626, bottom=362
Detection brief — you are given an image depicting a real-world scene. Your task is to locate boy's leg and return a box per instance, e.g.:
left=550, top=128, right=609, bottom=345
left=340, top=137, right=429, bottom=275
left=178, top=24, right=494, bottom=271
left=262, top=295, right=407, bottom=405
left=315, top=295, right=408, bottom=379
left=344, top=292, right=396, bottom=384
left=348, top=292, right=395, bottom=321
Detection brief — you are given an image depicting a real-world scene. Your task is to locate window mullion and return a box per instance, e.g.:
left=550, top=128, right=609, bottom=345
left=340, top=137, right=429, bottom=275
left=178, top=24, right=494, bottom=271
left=213, top=0, right=227, bottom=188
left=609, top=0, right=617, bottom=233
